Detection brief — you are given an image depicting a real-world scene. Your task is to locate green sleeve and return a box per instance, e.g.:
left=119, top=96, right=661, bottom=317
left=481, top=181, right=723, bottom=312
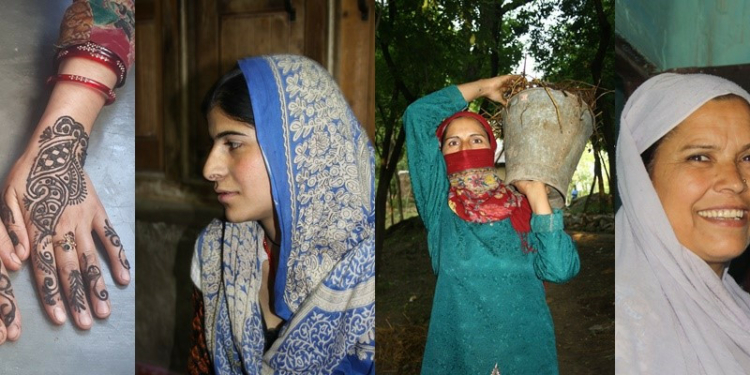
left=403, top=86, right=467, bottom=230
left=530, top=209, right=580, bottom=283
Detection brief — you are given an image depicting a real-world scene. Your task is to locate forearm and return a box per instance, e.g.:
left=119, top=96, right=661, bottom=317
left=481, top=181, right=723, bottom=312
left=456, top=79, right=494, bottom=103
left=28, top=58, right=116, bottom=145
left=515, top=181, right=552, bottom=215
left=526, top=189, right=552, bottom=215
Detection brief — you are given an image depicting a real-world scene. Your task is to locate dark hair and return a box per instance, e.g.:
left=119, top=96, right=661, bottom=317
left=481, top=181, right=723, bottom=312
left=640, top=93, right=750, bottom=175
left=201, top=67, right=254, bottom=124
left=640, top=140, right=661, bottom=175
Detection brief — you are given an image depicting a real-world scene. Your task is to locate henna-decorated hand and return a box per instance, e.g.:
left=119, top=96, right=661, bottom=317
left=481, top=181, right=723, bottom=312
left=0, top=116, right=130, bottom=332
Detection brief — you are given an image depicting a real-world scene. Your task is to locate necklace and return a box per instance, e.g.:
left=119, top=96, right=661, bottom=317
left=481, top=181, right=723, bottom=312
left=265, top=234, right=280, bottom=248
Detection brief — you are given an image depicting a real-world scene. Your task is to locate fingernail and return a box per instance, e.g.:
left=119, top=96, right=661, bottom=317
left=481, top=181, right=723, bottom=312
left=98, top=300, right=110, bottom=316
left=121, top=269, right=130, bottom=283
left=10, top=252, right=21, bottom=266
left=53, top=307, right=66, bottom=323
left=7, top=323, right=19, bottom=340
left=80, top=312, right=92, bottom=327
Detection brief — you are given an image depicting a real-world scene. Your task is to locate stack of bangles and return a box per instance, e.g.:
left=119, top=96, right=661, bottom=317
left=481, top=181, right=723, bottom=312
left=48, top=42, right=126, bottom=106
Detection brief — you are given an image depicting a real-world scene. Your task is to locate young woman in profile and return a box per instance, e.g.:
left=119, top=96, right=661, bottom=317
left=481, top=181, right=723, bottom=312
left=188, top=55, right=375, bottom=374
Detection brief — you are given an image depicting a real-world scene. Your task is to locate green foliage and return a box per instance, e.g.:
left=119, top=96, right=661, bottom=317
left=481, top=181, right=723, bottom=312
left=375, top=0, right=532, bottom=180
left=375, top=0, right=616, bottom=233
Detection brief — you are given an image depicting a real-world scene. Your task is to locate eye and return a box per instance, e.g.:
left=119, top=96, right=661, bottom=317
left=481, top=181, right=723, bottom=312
left=225, top=140, right=242, bottom=150
left=447, top=139, right=459, bottom=147
left=472, top=137, right=485, bottom=144
left=687, top=154, right=709, bottom=162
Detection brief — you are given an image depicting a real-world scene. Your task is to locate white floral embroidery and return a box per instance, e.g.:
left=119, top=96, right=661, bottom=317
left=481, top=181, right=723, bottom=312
left=194, top=55, right=375, bottom=374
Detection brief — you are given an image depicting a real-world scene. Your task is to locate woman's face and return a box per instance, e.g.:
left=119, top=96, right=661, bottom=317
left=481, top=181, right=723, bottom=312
left=203, top=107, right=274, bottom=227
left=441, top=117, right=491, bottom=155
left=651, top=98, right=750, bottom=274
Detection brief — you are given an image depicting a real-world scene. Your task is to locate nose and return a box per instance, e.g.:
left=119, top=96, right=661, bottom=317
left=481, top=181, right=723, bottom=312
left=715, top=162, right=747, bottom=194
left=203, top=147, right=225, bottom=182
left=458, top=140, right=468, bottom=152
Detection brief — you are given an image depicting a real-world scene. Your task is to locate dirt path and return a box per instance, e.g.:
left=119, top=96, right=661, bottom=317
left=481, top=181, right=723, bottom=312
left=377, top=218, right=614, bottom=374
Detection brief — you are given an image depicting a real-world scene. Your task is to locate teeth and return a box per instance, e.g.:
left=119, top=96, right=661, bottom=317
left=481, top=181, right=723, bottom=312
left=697, top=209, right=746, bottom=220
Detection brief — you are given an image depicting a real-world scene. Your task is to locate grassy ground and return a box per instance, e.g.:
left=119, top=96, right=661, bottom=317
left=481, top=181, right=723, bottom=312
left=376, top=217, right=615, bottom=374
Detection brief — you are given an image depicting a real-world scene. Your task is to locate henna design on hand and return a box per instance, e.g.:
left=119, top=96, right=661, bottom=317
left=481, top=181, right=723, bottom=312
left=82, top=254, right=108, bottom=301
left=104, top=219, right=129, bottom=270
left=0, top=260, right=16, bottom=327
left=68, top=270, right=86, bottom=313
left=33, top=239, right=59, bottom=306
left=23, top=116, right=89, bottom=306
left=55, top=232, right=76, bottom=252
left=0, top=191, right=18, bottom=247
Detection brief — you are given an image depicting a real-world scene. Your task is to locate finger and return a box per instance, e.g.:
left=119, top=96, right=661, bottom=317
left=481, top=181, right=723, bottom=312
left=0, top=188, right=30, bottom=262
left=0, top=222, right=21, bottom=271
left=0, top=258, right=21, bottom=342
left=53, top=230, right=92, bottom=330
left=94, top=216, right=130, bottom=285
left=31, top=235, right=67, bottom=325
left=76, top=228, right=110, bottom=319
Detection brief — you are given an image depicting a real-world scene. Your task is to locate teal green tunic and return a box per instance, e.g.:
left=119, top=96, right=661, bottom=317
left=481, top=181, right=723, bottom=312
left=404, top=86, right=581, bottom=375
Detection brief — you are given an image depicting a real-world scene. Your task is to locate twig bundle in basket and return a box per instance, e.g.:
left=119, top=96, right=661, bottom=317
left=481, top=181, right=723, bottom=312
left=480, top=77, right=606, bottom=141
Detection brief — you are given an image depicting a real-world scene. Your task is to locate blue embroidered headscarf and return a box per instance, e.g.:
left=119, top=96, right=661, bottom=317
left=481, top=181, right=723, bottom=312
left=191, top=55, right=375, bottom=374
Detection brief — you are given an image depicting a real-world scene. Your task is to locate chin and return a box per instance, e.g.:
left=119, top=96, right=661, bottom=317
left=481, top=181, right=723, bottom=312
left=696, top=239, right=748, bottom=264
left=223, top=209, right=247, bottom=223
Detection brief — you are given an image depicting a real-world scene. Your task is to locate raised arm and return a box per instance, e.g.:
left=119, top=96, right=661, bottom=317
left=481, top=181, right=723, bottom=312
left=404, top=76, right=521, bottom=230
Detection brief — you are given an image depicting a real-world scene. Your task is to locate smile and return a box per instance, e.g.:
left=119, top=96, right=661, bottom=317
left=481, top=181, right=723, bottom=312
left=696, top=209, right=747, bottom=220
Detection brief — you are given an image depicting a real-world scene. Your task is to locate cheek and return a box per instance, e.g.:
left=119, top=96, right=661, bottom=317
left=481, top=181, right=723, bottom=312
left=234, top=151, right=270, bottom=188
left=653, top=167, right=709, bottom=223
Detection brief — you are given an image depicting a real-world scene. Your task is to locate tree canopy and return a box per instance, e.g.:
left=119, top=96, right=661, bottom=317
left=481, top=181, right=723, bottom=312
left=375, top=0, right=615, bottom=255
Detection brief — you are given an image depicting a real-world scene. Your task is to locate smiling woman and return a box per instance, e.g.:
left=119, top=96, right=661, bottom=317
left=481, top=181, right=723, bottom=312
left=616, top=73, right=750, bottom=374
left=650, top=96, right=750, bottom=276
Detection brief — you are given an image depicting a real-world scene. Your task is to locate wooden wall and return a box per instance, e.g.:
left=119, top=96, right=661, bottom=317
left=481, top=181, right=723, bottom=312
left=135, top=0, right=375, bottom=187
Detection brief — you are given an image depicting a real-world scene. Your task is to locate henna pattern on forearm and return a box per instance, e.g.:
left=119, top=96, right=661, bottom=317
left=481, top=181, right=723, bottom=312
left=104, top=219, right=130, bottom=270
left=0, top=191, right=19, bottom=247
left=68, top=270, right=86, bottom=313
left=0, top=260, right=16, bottom=327
left=82, top=254, right=108, bottom=301
left=23, top=116, right=89, bottom=306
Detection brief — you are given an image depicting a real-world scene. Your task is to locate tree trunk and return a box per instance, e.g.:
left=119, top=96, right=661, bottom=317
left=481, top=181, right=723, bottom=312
left=591, top=0, right=616, bottom=208
left=594, top=143, right=606, bottom=213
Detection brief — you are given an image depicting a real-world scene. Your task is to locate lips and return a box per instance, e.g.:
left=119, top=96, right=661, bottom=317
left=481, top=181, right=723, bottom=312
left=215, top=189, right=238, bottom=203
left=696, top=208, right=748, bottom=228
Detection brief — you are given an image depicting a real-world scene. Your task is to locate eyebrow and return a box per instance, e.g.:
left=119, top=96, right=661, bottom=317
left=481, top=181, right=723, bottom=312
left=679, top=143, right=750, bottom=152
left=679, top=144, right=717, bottom=152
left=445, top=133, right=488, bottom=139
left=213, top=130, right=248, bottom=139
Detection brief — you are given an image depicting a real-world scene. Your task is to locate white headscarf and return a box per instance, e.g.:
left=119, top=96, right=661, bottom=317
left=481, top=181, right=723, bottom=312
left=616, top=73, right=750, bottom=374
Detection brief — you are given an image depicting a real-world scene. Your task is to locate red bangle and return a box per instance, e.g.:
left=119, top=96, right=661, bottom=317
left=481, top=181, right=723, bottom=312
left=55, top=42, right=127, bottom=88
left=47, top=74, right=116, bottom=105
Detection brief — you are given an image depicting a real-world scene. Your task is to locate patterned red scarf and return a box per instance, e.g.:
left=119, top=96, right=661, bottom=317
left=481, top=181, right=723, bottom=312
left=438, top=112, right=534, bottom=252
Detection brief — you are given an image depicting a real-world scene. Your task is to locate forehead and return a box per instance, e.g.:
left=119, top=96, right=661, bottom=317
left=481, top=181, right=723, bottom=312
left=207, top=107, right=253, bottom=136
left=444, top=117, right=488, bottom=137
left=667, top=98, right=750, bottom=143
